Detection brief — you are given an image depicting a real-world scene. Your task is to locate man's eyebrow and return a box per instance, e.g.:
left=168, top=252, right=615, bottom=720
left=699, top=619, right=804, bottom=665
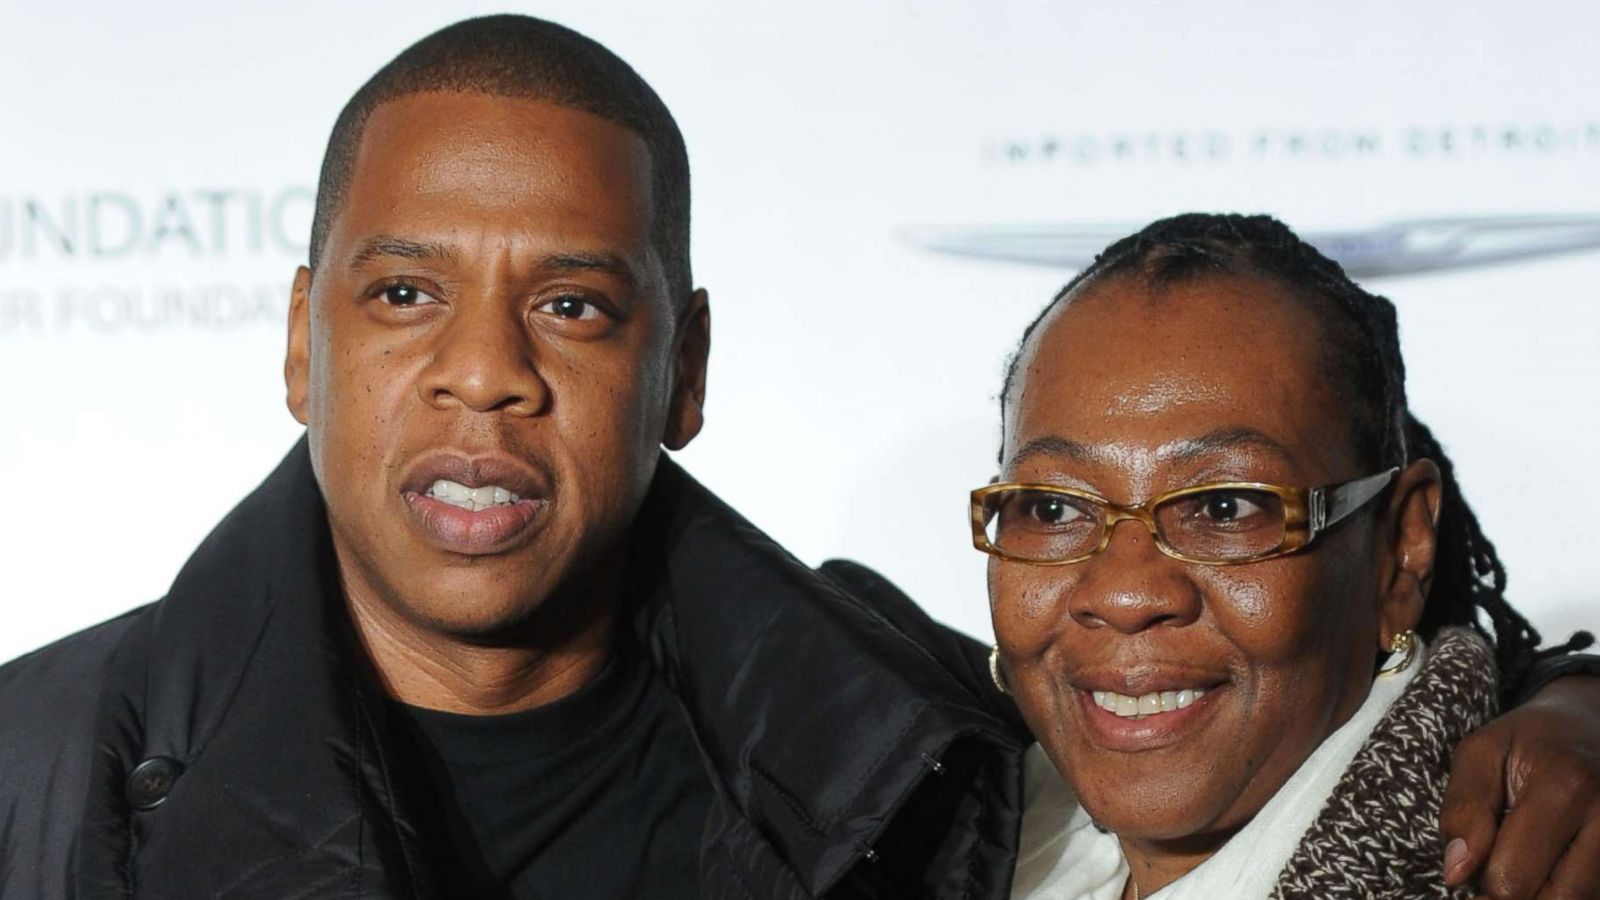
left=349, top=236, right=460, bottom=269
left=536, top=251, right=639, bottom=289
left=346, top=241, right=641, bottom=288
left=1160, top=426, right=1295, bottom=462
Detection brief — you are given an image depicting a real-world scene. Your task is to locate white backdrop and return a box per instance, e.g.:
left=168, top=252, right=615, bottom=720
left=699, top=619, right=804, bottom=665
left=3, top=0, right=1597, bottom=664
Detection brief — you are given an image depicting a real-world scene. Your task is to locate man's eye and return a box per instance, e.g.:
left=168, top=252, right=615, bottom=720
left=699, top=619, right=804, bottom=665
left=541, top=295, right=604, bottom=320
left=379, top=284, right=435, bottom=306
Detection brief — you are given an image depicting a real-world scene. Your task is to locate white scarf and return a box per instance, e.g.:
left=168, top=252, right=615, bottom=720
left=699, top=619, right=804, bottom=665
left=1012, top=640, right=1425, bottom=900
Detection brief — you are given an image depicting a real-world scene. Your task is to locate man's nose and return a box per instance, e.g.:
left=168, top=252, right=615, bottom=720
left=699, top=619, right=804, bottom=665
left=1067, top=517, right=1203, bottom=634
left=417, top=300, right=549, bottom=416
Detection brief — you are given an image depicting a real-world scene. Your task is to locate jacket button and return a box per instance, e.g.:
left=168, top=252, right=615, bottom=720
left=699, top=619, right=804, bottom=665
left=125, top=756, right=184, bottom=811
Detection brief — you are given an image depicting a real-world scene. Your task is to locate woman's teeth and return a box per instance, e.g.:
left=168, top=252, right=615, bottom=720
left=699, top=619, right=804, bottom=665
left=1091, top=688, right=1208, bottom=718
left=426, top=479, right=521, bottom=512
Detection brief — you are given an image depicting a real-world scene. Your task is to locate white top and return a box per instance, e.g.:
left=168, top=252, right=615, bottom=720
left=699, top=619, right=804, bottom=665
left=1011, top=640, right=1424, bottom=900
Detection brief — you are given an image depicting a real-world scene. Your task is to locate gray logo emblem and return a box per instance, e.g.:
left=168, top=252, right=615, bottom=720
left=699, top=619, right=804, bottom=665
left=902, top=215, right=1600, bottom=277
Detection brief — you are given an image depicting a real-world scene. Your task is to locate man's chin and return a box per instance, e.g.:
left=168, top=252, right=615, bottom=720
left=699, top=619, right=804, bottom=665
left=400, top=594, right=572, bottom=647
left=333, top=527, right=623, bottom=652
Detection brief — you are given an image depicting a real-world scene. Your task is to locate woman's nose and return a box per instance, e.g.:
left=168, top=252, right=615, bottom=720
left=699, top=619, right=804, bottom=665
left=1068, top=518, right=1203, bottom=633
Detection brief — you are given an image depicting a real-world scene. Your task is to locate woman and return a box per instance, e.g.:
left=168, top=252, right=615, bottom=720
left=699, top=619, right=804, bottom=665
left=978, top=214, right=1556, bottom=898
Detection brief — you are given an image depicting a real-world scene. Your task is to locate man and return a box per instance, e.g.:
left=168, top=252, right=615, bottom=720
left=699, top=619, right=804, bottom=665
left=1, top=15, right=1597, bottom=900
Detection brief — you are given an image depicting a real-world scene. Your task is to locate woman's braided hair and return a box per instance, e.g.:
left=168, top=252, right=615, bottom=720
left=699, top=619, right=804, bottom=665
left=1001, top=212, right=1591, bottom=696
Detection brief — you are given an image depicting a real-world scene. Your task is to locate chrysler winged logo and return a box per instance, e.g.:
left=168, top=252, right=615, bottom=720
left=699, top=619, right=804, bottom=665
left=901, top=215, right=1600, bottom=277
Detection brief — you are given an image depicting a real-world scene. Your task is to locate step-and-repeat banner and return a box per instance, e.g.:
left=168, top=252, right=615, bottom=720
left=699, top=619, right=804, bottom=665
left=3, top=0, right=1597, bottom=662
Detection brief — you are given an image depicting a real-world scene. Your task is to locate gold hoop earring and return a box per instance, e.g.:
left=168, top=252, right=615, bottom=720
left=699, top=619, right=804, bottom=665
left=1377, top=630, right=1418, bottom=676
left=989, top=645, right=1010, bottom=695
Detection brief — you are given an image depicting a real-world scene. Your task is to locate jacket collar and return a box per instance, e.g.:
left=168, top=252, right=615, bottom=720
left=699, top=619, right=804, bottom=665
left=91, top=436, right=433, bottom=896
left=104, top=437, right=1019, bottom=896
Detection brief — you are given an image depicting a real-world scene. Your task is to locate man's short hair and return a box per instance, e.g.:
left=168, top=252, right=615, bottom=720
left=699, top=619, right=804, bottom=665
left=309, top=14, right=693, bottom=303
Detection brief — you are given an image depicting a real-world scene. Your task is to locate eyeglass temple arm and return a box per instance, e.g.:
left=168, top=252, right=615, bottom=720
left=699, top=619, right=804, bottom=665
left=1309, top=467, right=1401, bottom=537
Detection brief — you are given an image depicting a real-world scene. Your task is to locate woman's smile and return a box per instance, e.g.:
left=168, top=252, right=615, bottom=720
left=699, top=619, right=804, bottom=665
left=1075, top=683, right=1225, bottom=752
left=1058, top=658, right=1232, bottom=751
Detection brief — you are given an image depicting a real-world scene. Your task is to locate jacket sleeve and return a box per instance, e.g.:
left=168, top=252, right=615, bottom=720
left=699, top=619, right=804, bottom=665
left=818, top=559, right=1028, bottom=734
left=0, top=607, right=144, bottom=899
left=1514, top=651, right=1600, bottom=705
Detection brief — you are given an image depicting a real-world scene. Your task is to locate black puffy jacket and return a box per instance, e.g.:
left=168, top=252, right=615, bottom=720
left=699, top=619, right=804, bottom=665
left=0, top=440, right=1028, bottom=899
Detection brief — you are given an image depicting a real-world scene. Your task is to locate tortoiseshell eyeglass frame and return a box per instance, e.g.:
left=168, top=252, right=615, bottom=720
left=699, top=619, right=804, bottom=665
left=969, top=468, right=1399, bottom=566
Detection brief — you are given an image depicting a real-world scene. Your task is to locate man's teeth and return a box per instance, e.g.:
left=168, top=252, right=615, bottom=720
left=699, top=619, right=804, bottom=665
left=426, top=479, right=522, bottom=512
left=1091, top=688, right=1208, bottom=718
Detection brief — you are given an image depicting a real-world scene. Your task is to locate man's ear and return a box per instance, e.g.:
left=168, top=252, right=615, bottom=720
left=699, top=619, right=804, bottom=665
left=1377, top=458, right=1443, bottom=647
left=663, top=288, right=710, bottom=451
left=285, top=266, right=313, bottom=425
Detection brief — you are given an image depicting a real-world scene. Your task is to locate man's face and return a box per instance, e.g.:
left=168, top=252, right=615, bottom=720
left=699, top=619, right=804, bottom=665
left=285, top=91, right=707, bottom=639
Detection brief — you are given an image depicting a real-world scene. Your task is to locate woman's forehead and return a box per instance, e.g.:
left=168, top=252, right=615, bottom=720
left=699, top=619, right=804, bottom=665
left=1005, top=274, right=1349, bottom=475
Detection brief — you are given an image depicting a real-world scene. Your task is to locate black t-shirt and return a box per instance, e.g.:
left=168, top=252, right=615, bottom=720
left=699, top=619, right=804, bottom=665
left=395, top=642, right=713, bottom=900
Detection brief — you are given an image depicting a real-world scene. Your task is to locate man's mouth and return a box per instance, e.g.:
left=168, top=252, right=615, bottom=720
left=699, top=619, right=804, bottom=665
left=1090, top=687, right=1209, bottom=719
left=424, top=479, right=525, bottom=512
left=399, top=452, right=552, bottom=555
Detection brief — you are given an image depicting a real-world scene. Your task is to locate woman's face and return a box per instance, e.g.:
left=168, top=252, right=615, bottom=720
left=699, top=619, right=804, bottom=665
left=993, top=272, right=1419, bottom=846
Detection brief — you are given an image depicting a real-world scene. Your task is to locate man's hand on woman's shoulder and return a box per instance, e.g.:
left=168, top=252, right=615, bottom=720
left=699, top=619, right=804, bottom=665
left=1442, top=674, right=1600, bottom=899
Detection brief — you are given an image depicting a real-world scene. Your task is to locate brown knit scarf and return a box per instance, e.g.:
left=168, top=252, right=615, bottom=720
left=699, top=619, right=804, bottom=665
left=1272, top=627, right=1499, bottom=899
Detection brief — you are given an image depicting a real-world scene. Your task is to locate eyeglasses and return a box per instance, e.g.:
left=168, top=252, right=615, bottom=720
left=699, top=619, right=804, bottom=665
left=970, top=468, right=1398, bottom=566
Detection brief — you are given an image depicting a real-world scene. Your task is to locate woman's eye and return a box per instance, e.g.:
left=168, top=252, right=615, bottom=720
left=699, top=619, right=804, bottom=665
left=542, top=295, right=604, bottom=320
left=379, top=284, right=435, bottom=306
left=1201, top=492, right=1263, bottom=522
left=1024, top=495, right=1082, bottom=525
